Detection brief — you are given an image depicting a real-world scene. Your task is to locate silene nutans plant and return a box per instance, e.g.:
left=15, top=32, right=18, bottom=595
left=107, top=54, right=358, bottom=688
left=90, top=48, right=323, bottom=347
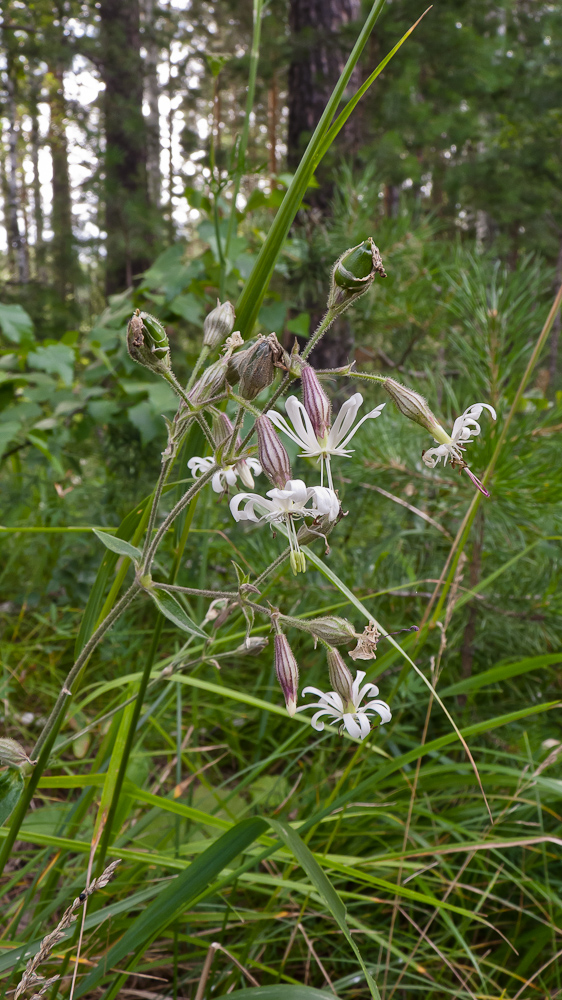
left=120, top=239, right=495, bottom=732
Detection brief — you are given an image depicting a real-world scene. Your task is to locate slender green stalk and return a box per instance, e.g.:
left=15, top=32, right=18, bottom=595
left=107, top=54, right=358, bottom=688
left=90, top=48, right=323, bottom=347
left=143, top=463, right=218, bottom=569
left=0, top=582, right=140, bottom=878
left=186, top=345, right=210, bottom=393
left=235, top=0, right=387, bottom=336
left=96, top=616, right=164, bottom=871
left=301, top=309, right=337, bottom=361
left=418, top=278, right=562, bottom=635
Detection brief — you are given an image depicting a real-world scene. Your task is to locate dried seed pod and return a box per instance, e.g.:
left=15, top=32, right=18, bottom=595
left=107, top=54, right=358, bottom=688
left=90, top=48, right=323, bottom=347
left=227, top=333, right=284, bottom=400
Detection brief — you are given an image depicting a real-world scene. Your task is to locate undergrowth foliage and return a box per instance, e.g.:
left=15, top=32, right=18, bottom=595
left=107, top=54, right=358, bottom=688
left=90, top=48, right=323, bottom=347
left=1, top=2, right=562, bottom=999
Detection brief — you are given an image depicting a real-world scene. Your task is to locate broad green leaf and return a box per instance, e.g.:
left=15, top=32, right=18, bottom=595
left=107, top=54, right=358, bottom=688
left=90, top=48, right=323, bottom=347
left=150, top=587, right=208, bottom=638
left=75, top=817, right=268, bottom=998
left=92, top=528, right=142, bottom=561
left=271, top=820, right=381, bottom=1000
left=0, top=768, right=24, bottom=825
left=27, top=343, right=75, bottom=386
left=0, top=302, right=34, bottom=344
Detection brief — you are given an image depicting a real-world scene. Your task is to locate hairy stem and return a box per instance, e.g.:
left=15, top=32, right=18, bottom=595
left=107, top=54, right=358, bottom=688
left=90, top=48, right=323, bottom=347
left=143, top=463, right=218, bottom=570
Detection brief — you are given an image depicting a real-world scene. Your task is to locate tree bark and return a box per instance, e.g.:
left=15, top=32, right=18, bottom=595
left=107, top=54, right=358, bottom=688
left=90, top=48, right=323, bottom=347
left=141, top=0, right=161, bottom=208
left=287, top=0, right=361, bottom=180
left=47, top=63, right=75, bottom=301
left=30, top=81, right=46, bottom=281
left=287, top=0, right=361, bottom=370
left=99, top=0, right=152, bottom=295
left=4, top=58, right=29, bottom=283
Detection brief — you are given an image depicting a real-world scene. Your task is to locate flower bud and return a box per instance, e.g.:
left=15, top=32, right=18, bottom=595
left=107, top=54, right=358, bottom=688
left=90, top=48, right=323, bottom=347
left=256, top=414, right=292, bottom=488
left=328, top=238, right=386, bottom=313
left=274, top=633, right=299, bottom=716
left=301, top=365, right=331, bottom=439
left=188, top=357, right=229, bottom=405
left=382, top=378, right=444, bottom=436
left=127, top=310, right=171, bottom=374
left=227, top=333, right=283, bottom=401
left=278, top=614, right=357, bottom=646
left=326, top=647, right=354, bottom=703
left=203, top=300, right=236, bottom=350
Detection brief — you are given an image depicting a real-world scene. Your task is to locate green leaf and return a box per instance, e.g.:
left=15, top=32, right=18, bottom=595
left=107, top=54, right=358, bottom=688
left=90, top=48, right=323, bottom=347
left=270, top=819, right=381, bottom=1000
left=0, top=302, right=34, bottom=344
left=27, top=343, right=75, bottom=386
left=220, top=990, right=338, bottom=1000
left=0, top=768, right=24, bottom=825
left=440, top=653, right=562, bottom=698
left=235, top=0, right=388, bottom=336
left=75, top=817, right=268, bottom=998
left=150, top=588, right=208, bottom=638
left=92, top=528, right=142, bottom=561
left=75, top=498, right=150, bottom=656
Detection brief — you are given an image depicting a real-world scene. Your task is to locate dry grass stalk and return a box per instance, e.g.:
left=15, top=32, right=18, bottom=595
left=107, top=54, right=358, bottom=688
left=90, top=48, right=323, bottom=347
left=14, top=859, right=121, bottom=999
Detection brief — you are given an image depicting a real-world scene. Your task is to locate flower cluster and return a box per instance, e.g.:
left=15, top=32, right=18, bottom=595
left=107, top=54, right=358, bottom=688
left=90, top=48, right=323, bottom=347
left=126, top=241, right=499, bottom=743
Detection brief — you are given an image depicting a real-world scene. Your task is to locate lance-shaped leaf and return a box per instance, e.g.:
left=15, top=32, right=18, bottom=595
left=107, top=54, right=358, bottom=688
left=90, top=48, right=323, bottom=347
left=150, top=587, right=208, bottom=639
left=92, top=528, right=142, bottom=561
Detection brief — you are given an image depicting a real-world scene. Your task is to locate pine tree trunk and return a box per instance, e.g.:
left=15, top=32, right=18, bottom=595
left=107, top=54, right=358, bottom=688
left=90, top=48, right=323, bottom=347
left=287, top=0, right=361, bottom=370
left=141, top=0, right=161, bottom=208
left=47, top=63, right=75, bottom=301
left=99, top=0, right=152, bottom=295
left=5, top=65, right=29, bottom=283
left=30, top=85, right=46, bottom=281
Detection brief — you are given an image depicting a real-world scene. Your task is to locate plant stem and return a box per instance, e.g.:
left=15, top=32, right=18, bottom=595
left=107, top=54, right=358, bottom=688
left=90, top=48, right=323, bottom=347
left=186, top=345, right=210, bottom=393
left=0, top=582, right=140, bottom=878
left=154, top=584, right=237, bottom=599
left=301, top=309, right=337, bottom=361
left=143, top=463, right=218, bottom=570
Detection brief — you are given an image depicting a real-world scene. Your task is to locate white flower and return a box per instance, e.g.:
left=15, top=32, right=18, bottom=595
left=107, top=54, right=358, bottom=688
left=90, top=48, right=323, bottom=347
left=188, top=455, right=262, bottom=494
left=297, top=670, right=391, bottom=741
left=267, top=394, right=385, bottom=489
left=230, top=478, right=339, bottom=574
left=422, top=402, right=496, bottom=496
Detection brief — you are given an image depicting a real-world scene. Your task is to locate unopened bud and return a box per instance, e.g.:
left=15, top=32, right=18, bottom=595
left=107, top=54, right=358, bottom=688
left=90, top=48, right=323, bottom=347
left=301, top=366, right=331, bottom=439
left=227, top=333, right=284, bottom=401
left=382, top=378, right=443, bottom=436
left=278, top=614, right=357, bottom=646
left=274, top=633, right=299, bottom=716
left=127, top=310, right=171, bottom=374
left=233, top=636, right=269, bottom=656
left=203, top=300, right=236, bottom=350
left=188, top=357, right=229, bottom=405
left=328, top=238, right=386, bottom=313
left=256, top=414, right=292, bottom=488
left=327, top=647, right=354, bottom=703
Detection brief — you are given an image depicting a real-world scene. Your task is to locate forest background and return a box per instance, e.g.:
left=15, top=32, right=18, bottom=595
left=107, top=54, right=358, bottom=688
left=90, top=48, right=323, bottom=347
left=1, top=0, right=562, bottom=998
